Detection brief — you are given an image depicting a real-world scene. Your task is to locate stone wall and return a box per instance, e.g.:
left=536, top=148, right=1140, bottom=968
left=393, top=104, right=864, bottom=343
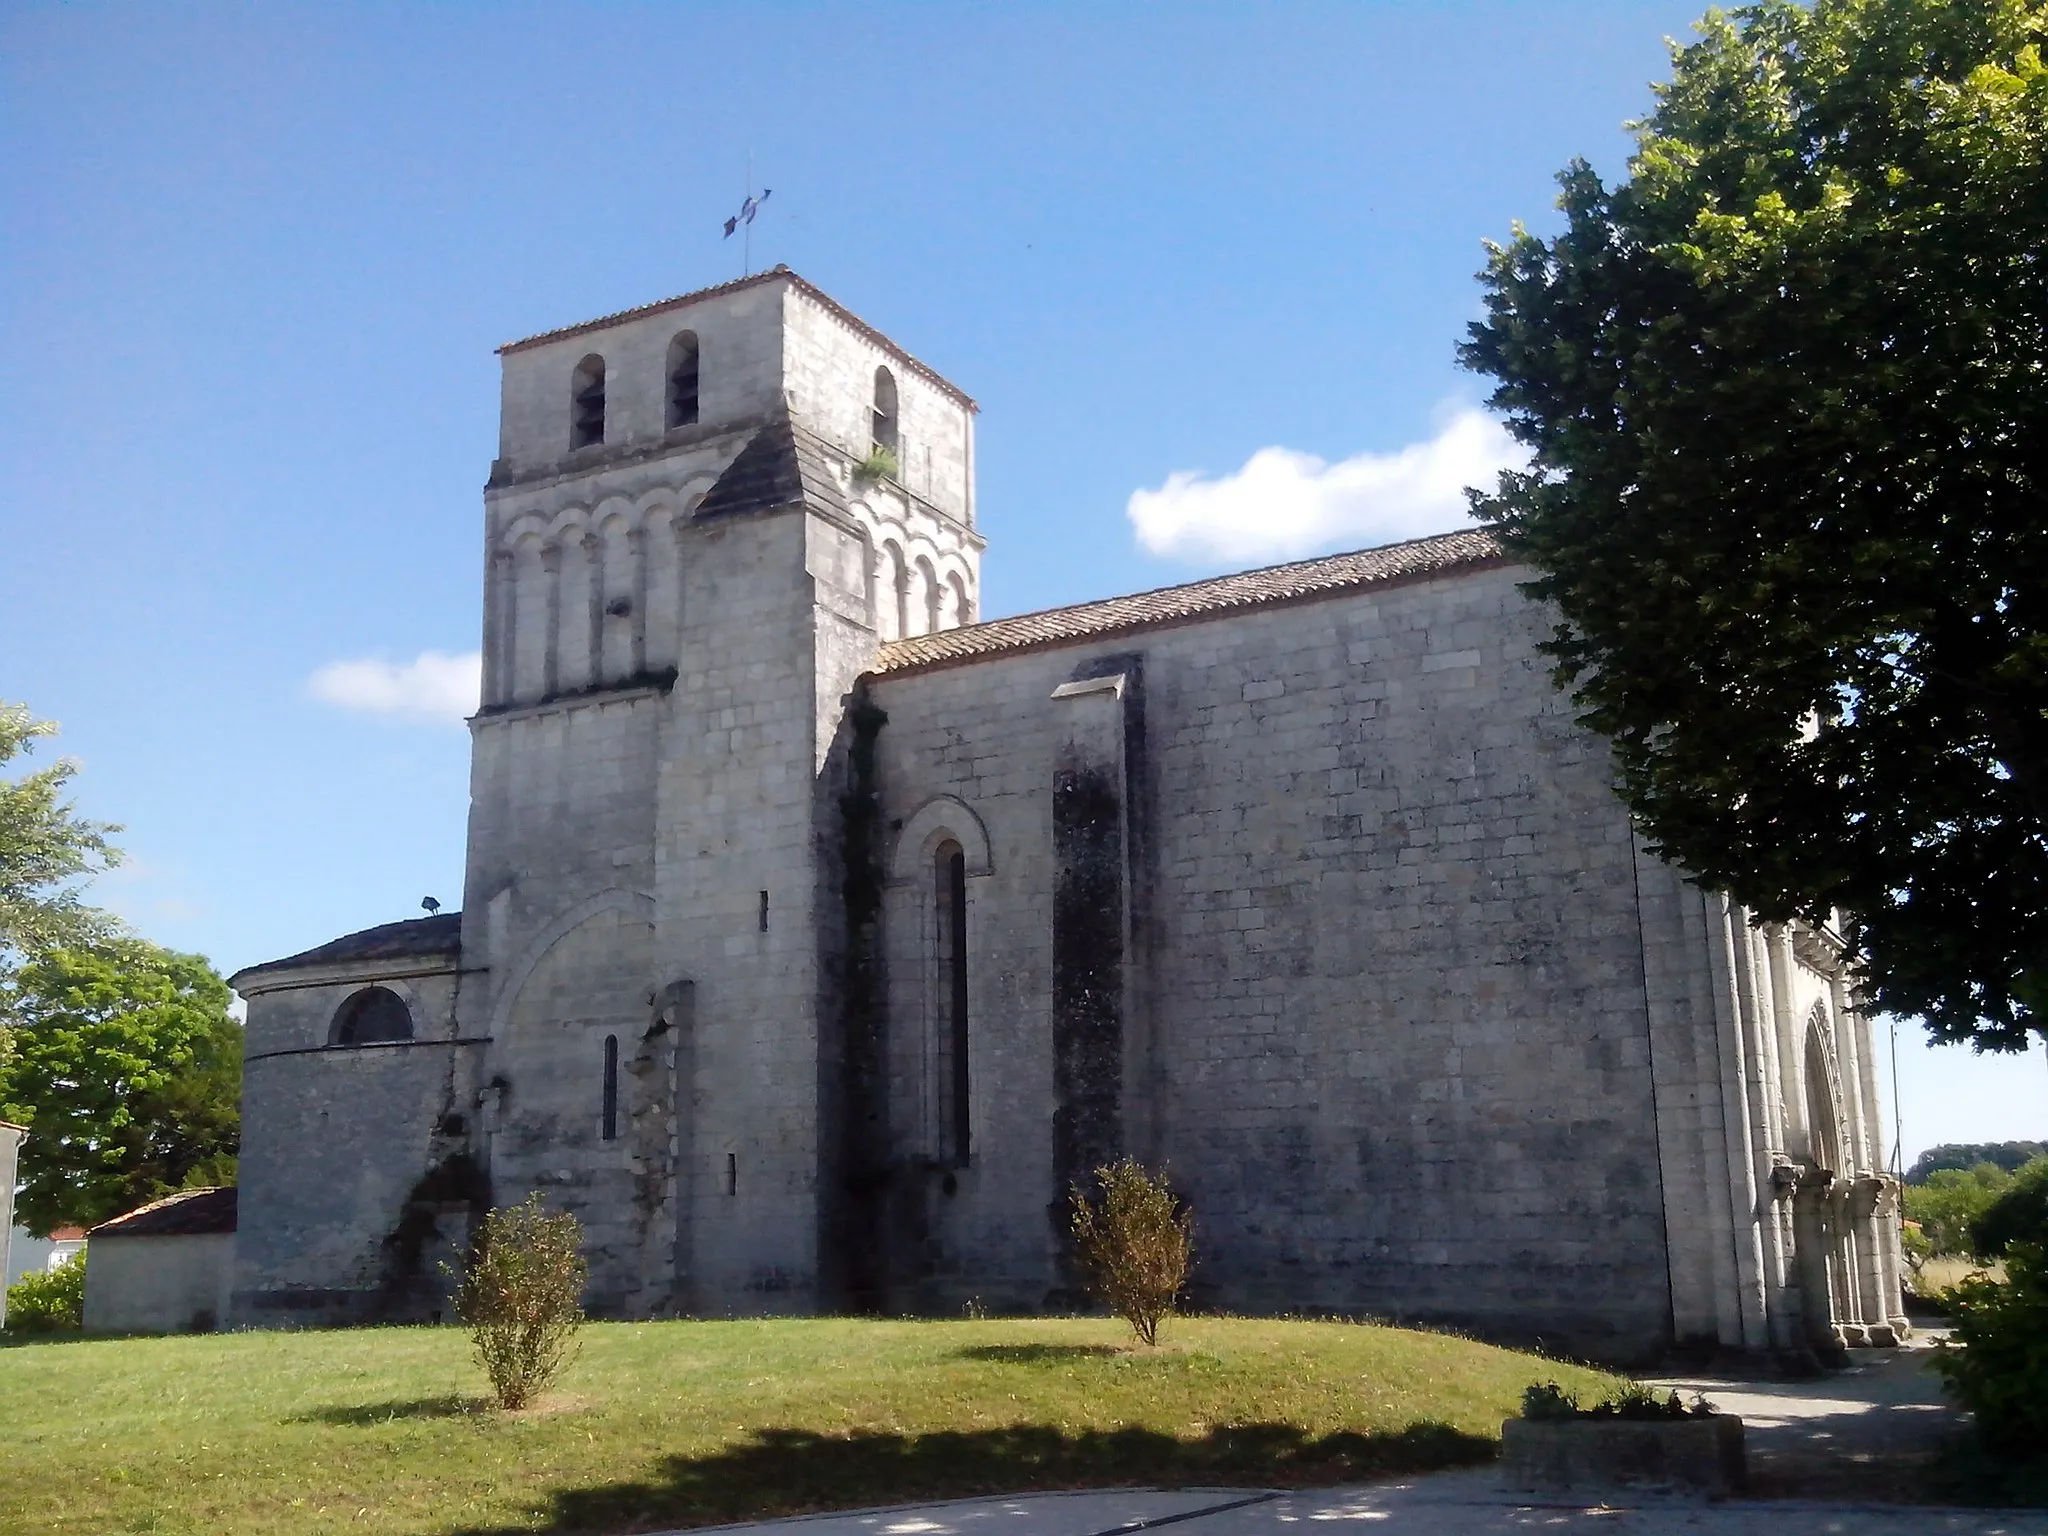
left=867, top=562, right=1678, bottom=1358
left=233, top=967, right=482, bottom=1326
left=86, top=1233, right=234, bottom=1334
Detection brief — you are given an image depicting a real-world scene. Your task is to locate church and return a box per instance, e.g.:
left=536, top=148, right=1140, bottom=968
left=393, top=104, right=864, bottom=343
left=230, top=268, right=1906, bottom=1364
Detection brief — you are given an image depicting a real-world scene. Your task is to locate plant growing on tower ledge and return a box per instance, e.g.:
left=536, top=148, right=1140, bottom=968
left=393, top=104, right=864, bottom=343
left=851, top=444, right=898, bottom=489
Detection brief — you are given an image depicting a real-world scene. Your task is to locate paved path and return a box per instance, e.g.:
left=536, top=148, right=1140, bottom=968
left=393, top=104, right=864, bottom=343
left=648, top=1338, right=2045, bottom=1536
left=653, top=1478, right=2048, bottom=1536
left=1643, top=1334, right=1969, bottom=1501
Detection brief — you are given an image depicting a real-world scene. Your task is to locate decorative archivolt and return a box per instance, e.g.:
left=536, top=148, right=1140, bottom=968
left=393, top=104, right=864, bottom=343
left=493, top=477, right=719, bottom=558
left=890, top=795, right=993, bottom=882
left=1801, top=998, right=1850, bottom=1170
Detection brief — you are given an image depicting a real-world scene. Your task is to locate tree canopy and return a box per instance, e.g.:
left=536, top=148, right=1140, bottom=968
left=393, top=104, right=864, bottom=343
left=0, top=703, right=123, bottom=965
left=0, top=943, right=241, bottom=1235
left=1460, top=0, right=2048, bottom=1051
left=1906, top=1141, right=2048, bottom=1184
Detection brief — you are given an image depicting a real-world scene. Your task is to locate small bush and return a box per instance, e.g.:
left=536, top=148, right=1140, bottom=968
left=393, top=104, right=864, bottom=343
left=1521, top=1379, right=1713, bottom=1421
left=5, top=1251, right=86, bottom=1333
left=1970, top=1157, right=2048, bottom=1259
left=1933, top=1240, right=2048, bottom=1459
left=1900, top=1219, right=1934, bottom=1276
left=448, top=1195, right=586, bottom=1410
left=1069, top=1158, right=1192, bottom=1347
left=852, top=445, right=898, bottom=487
left=1521, top=1381, right=1578, bottom=1420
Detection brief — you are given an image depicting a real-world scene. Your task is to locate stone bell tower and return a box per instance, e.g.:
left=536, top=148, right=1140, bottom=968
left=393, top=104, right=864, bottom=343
left=460, top=268, right=981, bottom=1314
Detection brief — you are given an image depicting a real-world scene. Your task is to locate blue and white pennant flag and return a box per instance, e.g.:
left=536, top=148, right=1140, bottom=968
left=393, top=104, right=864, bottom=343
left=724, top=189, right=772, bottom=238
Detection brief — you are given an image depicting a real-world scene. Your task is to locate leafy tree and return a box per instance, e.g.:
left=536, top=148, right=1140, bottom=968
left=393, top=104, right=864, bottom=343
left=0, top=944, right=240, bottom=1236
left=0, top=704, right=123, bottom=964
left=1460, top=0, right=2048, bottom=1051
left=1904, top=1162, right=2012, bottom=1256
left=1907, top=1142, right=2048, bottom=1184
left=1972, top=1156, right=2048, bottom=1258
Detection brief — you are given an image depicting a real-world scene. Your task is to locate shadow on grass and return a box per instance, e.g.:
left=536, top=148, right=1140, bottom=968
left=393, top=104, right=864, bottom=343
left=289, top=1395, right=486, bottom=1426
left=443, top=1419, right=1494, bottom=1536
left=953, top=1344, right=1124, bottom=1365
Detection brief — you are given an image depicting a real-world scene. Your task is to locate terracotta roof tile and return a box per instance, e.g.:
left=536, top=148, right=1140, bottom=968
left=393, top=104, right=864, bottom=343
left=871, top=528, right=1506, bottom=676
left=91, top=1187, right=236, bottom=1238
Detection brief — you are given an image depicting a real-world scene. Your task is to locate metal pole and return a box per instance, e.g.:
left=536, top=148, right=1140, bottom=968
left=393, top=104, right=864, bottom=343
left=1889, top=1015, right=1905, bottom=1178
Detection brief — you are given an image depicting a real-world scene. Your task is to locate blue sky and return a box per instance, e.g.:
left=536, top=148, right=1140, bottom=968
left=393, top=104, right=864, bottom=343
left=3, top=1, right=2041, bottom=1164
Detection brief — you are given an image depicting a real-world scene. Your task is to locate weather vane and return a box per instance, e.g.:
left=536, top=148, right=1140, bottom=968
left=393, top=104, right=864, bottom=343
left=724, top=154, right=772, bottom=277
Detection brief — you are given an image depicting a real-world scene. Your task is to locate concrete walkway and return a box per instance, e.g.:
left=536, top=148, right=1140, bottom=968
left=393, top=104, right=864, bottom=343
left=651, top=1477, right=2048, bottom=1536
left=646, top=1337, right=2046, bottom=1536
left=1643, top=1335, right=1971, bottom=1503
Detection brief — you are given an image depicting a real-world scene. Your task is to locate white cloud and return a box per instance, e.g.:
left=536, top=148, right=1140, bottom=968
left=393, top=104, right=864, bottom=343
left=1126, top=405, right=1526, bottom=565
left=308, top=651, right=481, bottom=725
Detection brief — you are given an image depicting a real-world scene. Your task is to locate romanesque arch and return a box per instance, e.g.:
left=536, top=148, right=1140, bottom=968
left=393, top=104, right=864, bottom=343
left=892, top=795, right=993, bottom=881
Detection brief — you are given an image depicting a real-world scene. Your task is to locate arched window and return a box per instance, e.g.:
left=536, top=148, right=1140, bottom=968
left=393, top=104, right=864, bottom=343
left=871, top=366, right=899, bottom=456
left=329, top=986, right=413, bottom=1046
left=601, top=1034, right=620, bottom=1141
left=935, top=839, right=969, bottom=1166
left=665, top=331, right=700, bottom=429
left=570, top=354, right=606, bottom=449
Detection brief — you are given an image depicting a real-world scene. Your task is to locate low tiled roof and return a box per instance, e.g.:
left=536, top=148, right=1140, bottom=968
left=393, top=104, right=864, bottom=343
left=496, top=266, right=977, bottom=410
left=234, top=913, right=461, bottom=982
left=91, top=1187, right=237, bottom=1239
left=871, top=528, right=1507, bottom=676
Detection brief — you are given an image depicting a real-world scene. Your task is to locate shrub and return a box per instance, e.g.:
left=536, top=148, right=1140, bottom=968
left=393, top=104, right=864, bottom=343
left=5, top=1251, right=85, bottom=1333
left=1934, top=1241, right=2048, bottom=1459
left=851, top=445, right=898, bottom=487
left=1521, top=1379, right=1714, bottom=1421
left=448, top=1195, right=586, bottom=1410
left=1970, top=1157, right=2048, bottom=1260
left=1521, top=1381, right=1579, bottom=1420
left=1900, top=1220, right=1934, bottom=1276
left=1069, top=1158, right=1192, bottom=1347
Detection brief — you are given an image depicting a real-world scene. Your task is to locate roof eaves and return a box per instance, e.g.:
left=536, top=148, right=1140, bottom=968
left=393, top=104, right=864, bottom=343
left=869, top=530, right=1507, bottom=678
left=497, top=267, right=976, bottom=411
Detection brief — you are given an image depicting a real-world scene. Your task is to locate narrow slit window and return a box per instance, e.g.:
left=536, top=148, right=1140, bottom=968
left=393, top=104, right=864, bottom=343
left=571, top=354, right=606, bottom=449
left=937, top=841, right=970, bottom=1165
left=871, top=365, right=899, bottom=456
left=666, top=331, right=700, bottom=428
left=726, top=1152, right=738, bottom=1196
left=758, top=890, right=770, bottom=932
left=601, top=1033, right=619, bottom=1141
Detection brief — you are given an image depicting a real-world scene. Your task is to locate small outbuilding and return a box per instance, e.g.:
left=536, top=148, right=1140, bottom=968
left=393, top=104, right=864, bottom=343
left=84, top=1187, right=237, bottom=1334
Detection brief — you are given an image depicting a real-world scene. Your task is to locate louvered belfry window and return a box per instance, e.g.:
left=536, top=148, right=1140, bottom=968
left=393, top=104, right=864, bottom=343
left=571, top=354, right=606, bottom=448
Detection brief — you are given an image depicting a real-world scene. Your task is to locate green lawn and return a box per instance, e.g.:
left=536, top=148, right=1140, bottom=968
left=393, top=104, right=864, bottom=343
left=0, top=1316, right=1620, bottom=1536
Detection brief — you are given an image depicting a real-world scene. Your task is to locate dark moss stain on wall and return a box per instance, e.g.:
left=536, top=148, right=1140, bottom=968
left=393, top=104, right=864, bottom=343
left=832, top=694, right=891, bottom=1312
left=1050, top=757, right=1126, bottom=1296
left=376, top=1148, right=491, bottom=1319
